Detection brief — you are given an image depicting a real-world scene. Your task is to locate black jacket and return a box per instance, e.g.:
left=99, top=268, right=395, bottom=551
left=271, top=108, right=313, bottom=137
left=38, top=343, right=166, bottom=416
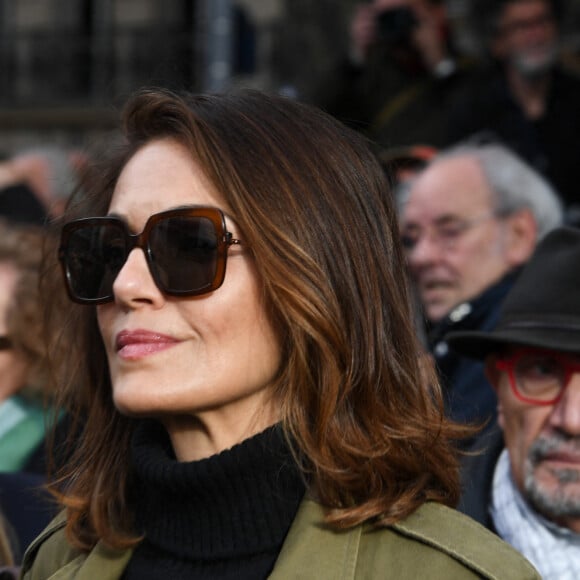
left=458, top=425, right=504, bottom=532
left=312, top=47, right=470, bottom=150
left=448, top=65, right=580, bottom=210
left=430, top=270, right=519, bottom=430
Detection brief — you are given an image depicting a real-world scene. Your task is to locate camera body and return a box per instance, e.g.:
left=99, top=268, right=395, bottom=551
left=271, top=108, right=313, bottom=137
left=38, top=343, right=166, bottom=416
left=376, top=7, right=417, bottom=43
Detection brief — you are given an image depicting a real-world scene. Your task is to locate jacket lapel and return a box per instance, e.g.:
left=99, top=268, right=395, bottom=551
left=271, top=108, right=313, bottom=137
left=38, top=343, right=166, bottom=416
left=270, top=499, right=361, bottom=580
left=72, top=542, right=133, bottom=580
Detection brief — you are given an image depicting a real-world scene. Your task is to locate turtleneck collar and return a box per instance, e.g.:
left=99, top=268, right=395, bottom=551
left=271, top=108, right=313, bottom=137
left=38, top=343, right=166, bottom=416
left=128, top=420, right=305, bottom=570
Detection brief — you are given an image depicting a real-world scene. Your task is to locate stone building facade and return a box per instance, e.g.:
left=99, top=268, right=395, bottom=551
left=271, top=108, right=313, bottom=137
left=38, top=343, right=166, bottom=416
left=1, top=0, right=579, bottom=152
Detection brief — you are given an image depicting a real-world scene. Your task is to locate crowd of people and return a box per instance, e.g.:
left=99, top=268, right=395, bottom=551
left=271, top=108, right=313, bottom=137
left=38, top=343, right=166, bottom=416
left=311, top=0, right=580, bottom=223
left=1, top=0, right=580, bottom=578
left=450, top=226, right=580, bottom=578
left=0, top=159, right=74, bottom=572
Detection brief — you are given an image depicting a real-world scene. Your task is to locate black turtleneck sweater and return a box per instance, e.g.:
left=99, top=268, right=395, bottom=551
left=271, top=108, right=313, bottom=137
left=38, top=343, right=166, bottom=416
left=122, top=421, right=306, bottom=580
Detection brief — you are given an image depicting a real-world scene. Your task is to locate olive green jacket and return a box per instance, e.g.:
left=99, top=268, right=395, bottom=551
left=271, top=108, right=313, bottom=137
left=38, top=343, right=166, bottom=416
left=21, top=499, right=539, bottom=579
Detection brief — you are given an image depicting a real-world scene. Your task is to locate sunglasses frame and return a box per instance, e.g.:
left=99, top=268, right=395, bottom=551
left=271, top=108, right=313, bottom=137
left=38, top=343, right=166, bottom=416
left=496, top=347, right=580, bottom=406
left=58, top=206, right=241, bottom=305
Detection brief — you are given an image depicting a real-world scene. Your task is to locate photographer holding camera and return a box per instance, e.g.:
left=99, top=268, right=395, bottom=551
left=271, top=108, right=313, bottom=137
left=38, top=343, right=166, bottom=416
left=312, top=0, right=468, bottom=152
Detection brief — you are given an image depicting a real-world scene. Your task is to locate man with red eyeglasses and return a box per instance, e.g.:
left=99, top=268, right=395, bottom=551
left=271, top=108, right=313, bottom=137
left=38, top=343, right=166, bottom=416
left=447, top=226, right=580, bottom=579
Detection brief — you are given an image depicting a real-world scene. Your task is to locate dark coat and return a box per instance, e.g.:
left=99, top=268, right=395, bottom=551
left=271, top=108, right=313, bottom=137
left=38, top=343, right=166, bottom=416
left=0, top=472, right=56, bottom=564
left=0, top=414, right=75, bottom=564
left=448, top=65, right=580, bottom=210
left=312, top=47, right=470, bottom=150
left=430, top=270, right=519, bottom=431
left=458, top=425, right=504, bottom=532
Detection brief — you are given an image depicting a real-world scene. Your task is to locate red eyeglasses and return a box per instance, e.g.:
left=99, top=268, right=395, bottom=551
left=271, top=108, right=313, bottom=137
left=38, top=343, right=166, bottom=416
left=496, top=348, right=580, bottom=406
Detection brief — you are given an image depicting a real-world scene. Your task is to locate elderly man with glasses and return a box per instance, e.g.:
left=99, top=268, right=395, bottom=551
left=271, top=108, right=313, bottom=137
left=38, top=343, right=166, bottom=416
left=447, top=226, right=580, bottom=579
left=398, top=141, right=562, bottom=429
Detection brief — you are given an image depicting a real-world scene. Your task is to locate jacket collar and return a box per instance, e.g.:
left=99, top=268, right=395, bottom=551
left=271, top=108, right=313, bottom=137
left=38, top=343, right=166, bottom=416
left=270, top=498, right=362, bottom=579
left=428, top=268, right=520, bottom=347
left=21, top=512, right=133, bottom=580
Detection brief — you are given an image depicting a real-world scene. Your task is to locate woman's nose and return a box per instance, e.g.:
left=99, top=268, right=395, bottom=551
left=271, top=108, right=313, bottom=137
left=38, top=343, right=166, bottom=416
left=111, top=248, right=165, bottom=308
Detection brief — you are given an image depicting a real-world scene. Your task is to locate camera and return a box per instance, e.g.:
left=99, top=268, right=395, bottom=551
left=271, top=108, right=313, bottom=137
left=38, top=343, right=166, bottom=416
left=376, top=7, right=417, bottom=43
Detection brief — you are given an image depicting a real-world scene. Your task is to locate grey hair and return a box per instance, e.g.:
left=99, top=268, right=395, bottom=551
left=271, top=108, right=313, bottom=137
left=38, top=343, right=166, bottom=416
left=398, top=142, right=563, bottom=240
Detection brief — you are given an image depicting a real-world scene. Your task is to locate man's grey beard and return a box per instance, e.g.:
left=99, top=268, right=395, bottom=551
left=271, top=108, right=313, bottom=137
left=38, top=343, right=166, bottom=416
left=511, top=43, right=559, bottom=79
left=524, top=432, right=580, bottom=519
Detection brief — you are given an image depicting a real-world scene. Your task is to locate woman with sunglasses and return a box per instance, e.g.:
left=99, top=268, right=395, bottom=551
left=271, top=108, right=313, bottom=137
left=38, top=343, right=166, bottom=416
left=21, top=88, right=538, bottom=579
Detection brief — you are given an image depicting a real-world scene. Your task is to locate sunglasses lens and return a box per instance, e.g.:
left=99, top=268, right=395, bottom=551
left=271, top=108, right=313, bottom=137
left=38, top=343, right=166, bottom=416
left=149, top=215, right=219, bottom=294
left=61, top=210, right=226, bottom=303
left=63, top=222, right=128, bottom=302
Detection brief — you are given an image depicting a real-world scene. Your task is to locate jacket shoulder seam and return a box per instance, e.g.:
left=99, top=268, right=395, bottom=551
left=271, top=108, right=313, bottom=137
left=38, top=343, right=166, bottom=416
left=391, top=503, right=538, bottom=579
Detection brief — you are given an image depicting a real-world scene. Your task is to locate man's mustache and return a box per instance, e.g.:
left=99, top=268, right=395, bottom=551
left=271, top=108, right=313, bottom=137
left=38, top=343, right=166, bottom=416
left=529, top=431, right=580, bottom=466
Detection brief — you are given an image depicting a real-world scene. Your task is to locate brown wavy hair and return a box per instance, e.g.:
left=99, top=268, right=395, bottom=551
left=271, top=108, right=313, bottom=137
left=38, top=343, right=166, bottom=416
left=44, top=87, right=469, bottom=550
left=0, top=219, right=54, bottom=401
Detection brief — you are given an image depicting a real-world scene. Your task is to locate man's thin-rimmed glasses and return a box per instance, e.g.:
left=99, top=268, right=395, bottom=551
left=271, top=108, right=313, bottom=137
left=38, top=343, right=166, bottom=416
left=401, top=211, right=498, bottom=253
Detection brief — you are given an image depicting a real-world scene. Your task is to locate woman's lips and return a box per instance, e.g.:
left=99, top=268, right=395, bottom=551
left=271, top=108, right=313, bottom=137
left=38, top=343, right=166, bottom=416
left=115, top=330, right=180, bottom=360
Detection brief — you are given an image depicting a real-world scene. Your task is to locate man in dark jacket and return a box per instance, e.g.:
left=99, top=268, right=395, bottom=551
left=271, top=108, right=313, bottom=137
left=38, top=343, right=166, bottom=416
left=447, top=226, right=580, bottom=579
left=398, top=141, right=562, bottom=428
left=312, top=0, right=468, bottom=150
left=448, top=0, right=580, bottom=215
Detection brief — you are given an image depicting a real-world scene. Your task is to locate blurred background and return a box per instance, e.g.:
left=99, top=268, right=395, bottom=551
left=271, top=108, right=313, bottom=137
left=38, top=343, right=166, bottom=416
left=1, top=0, right=580, bottom=154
